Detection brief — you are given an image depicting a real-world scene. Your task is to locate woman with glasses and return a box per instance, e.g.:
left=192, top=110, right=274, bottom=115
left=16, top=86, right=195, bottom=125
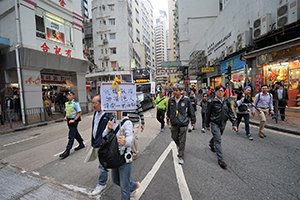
left=200, top=93, right=208, bottom=133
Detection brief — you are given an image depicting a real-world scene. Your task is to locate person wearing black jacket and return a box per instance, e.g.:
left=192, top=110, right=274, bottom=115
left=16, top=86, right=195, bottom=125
left=167, top=83, right=196, bottom=165
left=205, top=85, right=237, bottom=169
left=273, top=81, right=288, bottom=121
left=188, top=91, right=197, bottom=132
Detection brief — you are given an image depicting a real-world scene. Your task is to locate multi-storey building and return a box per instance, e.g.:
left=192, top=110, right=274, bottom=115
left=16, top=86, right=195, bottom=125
left=0, top=0, right=87, bottom=125
left=87, top=0, right=134, bottom=86
left=155, top=10, right=167, bottom=68
left=168, top=0, right=176, bottom=62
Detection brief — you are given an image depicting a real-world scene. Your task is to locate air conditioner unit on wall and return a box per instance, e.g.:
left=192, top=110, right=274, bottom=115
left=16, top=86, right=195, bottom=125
left=253, top=13, right=272, bottom=38
left=236, top=31, right=250, bottom=51
left=226, top=43, right=236, bottom=55
left=277, top=0, right=300, bottom=29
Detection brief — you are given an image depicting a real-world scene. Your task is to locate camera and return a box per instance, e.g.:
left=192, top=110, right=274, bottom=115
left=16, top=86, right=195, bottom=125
left=124, top=151, right=133, bottom=163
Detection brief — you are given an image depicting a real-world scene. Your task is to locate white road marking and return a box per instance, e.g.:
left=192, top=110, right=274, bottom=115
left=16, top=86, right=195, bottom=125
left=3, top=136, right=39, bottom=147
left=132, top=141, right=192, bottom=200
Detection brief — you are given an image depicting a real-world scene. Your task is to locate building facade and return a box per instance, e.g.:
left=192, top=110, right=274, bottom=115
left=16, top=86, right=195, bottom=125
left=0, top=0, right=88, bottom=125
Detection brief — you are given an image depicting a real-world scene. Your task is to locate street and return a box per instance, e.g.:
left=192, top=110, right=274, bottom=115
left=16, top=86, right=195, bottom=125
left=0, top=108, right=300, bottom=200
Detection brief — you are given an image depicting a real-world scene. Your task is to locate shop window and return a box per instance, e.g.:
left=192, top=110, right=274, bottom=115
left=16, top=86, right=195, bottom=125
left=35, top=7, right=73, bottom=47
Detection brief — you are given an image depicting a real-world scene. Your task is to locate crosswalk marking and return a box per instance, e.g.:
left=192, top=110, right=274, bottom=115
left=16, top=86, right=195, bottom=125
left=132, top=141, right=192, bottom=200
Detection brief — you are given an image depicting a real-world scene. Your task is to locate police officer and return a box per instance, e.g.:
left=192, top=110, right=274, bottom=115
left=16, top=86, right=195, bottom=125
left=60, top=91, right=85, bottom=159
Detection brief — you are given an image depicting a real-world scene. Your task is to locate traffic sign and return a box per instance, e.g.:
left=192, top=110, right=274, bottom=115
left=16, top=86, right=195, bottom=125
left=86, top=82, right=91, bottom=90
left=184, top=79, right=190, bottom=83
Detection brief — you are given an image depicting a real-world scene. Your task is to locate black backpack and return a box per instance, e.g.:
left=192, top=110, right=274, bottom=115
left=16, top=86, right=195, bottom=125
left=98, top=118, right=129, bottom=169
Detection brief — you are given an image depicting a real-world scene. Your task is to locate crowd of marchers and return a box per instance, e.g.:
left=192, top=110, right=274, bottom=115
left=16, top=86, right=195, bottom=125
left=56, top=81, right=287, bottom=200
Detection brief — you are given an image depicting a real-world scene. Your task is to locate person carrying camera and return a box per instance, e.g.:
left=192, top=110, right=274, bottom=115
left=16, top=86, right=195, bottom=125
left=235, top=86, right=255, bottom=140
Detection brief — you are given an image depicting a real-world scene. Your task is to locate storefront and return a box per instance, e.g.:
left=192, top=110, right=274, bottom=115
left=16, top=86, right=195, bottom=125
left=247, top=44, right=300, bottom=107
left=209, top=76, right=221, bottom=89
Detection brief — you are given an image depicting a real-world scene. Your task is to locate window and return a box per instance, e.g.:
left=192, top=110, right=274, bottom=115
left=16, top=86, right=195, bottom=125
left=108, top=4, right=115, bottom=11
left=135, top=0, right=139, bottom=5
left=104, top=34, right=107, bottom=39
left=105, top=48, right=108, bottom=54
left=35, top=7, right=73, bottom=46
left=102, top=62, right=104, bottom=67
left=136, top=29, right=140, bottom=41
left=106, top=61, right=108, bottom=67
left=101, top=49, right=103, bottom=54
left=103, top=20, right=106, bottom=25
left=108, top=19, right=115, bottom=25
left=110, top=48, right=117, bottom=54
left=135, top=9, right=139, bottom=23
left=100, top=34, right=103, bottom=40
left=111, top=61, right=117, bottom=68
left=109, top=33, right=116, bottom=39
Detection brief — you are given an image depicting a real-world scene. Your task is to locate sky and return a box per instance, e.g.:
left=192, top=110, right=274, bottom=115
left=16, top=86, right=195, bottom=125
left=151, top=0, right=168, bottom=22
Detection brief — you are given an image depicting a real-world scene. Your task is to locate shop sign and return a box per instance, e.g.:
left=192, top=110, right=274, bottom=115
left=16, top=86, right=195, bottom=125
left=161, top=61, right=181, bottom=67
left=233, top=75, right=239, bottom=82
left=254, top=74, right=262, bottom=93
left=221, top=54, right=245, bottom=73
left=257, top=46, right=300, bottom=65
left=41, top=75, right=71, bottom=83
left=157, top=69, right=176, bottom=74
left=40, top=42, right=72, bottom=57
left=134, top=79, right=149, bottom=83
left=150, top=82, right=155, bottom=94
left=131, top=59, right=135, bottom=69
left=185, top=79, right=190, bottom=83
left=24, top=75, right=41, bottom=85
left=202, top=67, right=214, bottom=73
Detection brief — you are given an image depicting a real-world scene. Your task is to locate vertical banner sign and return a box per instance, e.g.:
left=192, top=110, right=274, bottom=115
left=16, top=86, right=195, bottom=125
left=150, top=82, right=156, bottom=94
left=254, top=74, right=262, bottom=93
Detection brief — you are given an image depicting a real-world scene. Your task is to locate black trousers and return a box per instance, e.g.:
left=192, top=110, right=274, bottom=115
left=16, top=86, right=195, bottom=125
left=156, top=109, right=165, bottom=129
left=278, top=100, right=286, bottom=120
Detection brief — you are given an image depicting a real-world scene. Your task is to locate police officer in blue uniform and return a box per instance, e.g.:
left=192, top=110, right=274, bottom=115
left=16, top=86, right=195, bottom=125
left=60, top=91, right=85, bottom=159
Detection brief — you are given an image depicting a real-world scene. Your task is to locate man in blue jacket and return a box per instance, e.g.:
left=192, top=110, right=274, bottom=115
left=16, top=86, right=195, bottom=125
left=90, top=95, right=113, bottom=195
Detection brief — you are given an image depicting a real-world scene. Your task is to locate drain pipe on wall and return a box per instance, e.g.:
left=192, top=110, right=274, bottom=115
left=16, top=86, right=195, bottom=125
left=15, top=0, right=26, bottom=125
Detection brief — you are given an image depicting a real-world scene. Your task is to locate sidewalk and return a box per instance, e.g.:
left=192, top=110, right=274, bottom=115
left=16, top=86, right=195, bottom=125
left=248, top=110, right=300, bottom=135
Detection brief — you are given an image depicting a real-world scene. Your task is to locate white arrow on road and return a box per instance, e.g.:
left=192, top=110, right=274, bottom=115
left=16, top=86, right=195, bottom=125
left=132, top=141, right=192, bottom=200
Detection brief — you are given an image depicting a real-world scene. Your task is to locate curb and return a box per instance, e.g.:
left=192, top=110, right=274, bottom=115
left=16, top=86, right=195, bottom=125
left=0, top=114, right=92, bottom=135
left=248, top=120, right=300, bottom=136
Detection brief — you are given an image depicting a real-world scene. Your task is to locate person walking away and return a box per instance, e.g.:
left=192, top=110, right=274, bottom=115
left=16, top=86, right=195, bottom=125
left=103, top=116, right=139, bottom=199
left=90, top=95, right=113, bottom=195
left=235, top=86, right=255, bottom=140
left=205, top=85, right=237, bottom=169
left=166, top=83, right=196, bottom=165
left=273, top=81, right=288, bottom=121
left=188, top=91, right=197, bottom=132
left=199, top=93, right=208, bottom=133
left=0, top=103, right=3, bottom=125
left=152, top=90, right=168, bottom=131
left=253, top=85, right=274, bottom=138
left=126, top=100, right=145, bottom=160
left=59, top=91, right=85, bottom=159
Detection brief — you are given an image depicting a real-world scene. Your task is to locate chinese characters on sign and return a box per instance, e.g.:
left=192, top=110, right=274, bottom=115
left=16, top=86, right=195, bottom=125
left=59, top=0, right=66, bottom=7
left=254, top=74, right=262, bottom=93
left=157, top=69, right=176, bottom=74
left=40, top=42, right=72, bottom=57
left=41, top=75, right=71, bottom=83
left=24, top=76, right=41, bottom=85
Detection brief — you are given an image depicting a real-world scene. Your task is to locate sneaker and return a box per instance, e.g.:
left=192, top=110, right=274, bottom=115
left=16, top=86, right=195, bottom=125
left=161, top=128, right=164, bottom=132
left=188, top=129, right=192, bottom=132
left=178, top=158, right=184, bottom=165
left=218, top=161, right=227, bottom=169
left=201, top=128, right=206, bottom=133
left=131, top=181, right=140, bottom=197
left=246, top=134, right=253, bottom=140
left=235, top=131, right=239, bottom=134
left=91, top=184, right=106, bottom=195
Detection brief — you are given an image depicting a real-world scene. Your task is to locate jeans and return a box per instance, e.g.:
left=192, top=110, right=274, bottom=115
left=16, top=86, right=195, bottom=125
left=236, top=113, right=250, bottom=135
left=98, top=161, right=108, bottom=185
left=66, top=120, right=84, bottom=150
left=278, top=100, right=286, bottom=120
left=209, top=122, right=226, bottom=162
left=171, top=126, right=188, bottom=158
left=111, top=161, right=137, bottom=200
left=156, top=109, right=165, bottom=129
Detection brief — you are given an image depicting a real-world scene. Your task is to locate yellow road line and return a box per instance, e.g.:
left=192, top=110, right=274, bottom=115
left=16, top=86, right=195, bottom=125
left=249, top=123, right=300, bottom=139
